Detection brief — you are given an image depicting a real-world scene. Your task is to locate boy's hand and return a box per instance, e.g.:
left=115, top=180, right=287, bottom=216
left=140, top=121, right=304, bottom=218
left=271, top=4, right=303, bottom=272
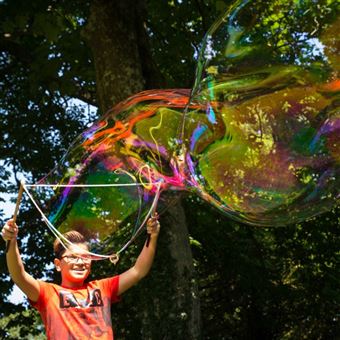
left=1, top=219, right=18, bottom=242
left=146, top=213, right=160, bottom=236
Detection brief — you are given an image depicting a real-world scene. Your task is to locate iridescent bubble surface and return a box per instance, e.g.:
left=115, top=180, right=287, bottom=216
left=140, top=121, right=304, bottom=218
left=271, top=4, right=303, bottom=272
left=34, top=0, right=339, bottom=255
left=38, top=90, right=191, bottom=254
left=185, top=0, right=340, bottom=225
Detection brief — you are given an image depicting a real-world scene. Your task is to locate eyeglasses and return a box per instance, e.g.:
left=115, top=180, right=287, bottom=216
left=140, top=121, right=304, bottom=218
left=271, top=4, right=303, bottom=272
left=60, top=254, right=92, bottom=264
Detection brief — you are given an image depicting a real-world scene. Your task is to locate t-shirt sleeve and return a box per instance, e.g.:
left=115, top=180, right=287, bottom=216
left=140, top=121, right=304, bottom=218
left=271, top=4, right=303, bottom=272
left=98, top=275, right=121, bottom=303
left=29, top=280, right=48, bottom=310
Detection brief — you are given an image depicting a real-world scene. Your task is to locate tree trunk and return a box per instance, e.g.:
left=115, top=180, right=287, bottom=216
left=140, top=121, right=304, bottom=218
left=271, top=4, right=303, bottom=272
left=82, top=0, right=163, bottom=113
left=83, top=1, right=202, bottom=338
left=158, top=199, right=202, bottom=339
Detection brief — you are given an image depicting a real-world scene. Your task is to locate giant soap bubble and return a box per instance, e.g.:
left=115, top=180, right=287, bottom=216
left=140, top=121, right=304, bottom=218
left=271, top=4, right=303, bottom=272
left=30, top=0, right=339, bottom=257
left=184, top=0, right=340, bottom=225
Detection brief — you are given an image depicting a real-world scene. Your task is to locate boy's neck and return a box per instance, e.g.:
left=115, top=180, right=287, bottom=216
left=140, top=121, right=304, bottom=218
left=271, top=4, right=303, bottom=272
left=61, top=280, right=86, bottom=289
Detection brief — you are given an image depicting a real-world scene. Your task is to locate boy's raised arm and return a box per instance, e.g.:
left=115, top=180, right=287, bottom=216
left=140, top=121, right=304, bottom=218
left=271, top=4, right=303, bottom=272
left=118, top=214, right=160, bottom=295
left=2, top=219, right=40, bottom=302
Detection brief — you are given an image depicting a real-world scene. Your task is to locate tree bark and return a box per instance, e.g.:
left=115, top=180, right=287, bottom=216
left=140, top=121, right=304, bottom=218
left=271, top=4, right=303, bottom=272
left=159, top=199, right=202, bottom=339
left=82, top=0, right=163, bottom=113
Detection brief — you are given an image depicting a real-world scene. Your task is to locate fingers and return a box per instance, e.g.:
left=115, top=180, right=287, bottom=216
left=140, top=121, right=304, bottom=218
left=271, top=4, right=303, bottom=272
left=146, top=213, right=160, bottom=235
left=1, top=219, right=18, bottom=241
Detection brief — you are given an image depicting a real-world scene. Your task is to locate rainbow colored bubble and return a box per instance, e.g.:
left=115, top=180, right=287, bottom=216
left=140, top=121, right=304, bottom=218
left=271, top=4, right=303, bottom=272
left=32, top=0, right=339, bottom=255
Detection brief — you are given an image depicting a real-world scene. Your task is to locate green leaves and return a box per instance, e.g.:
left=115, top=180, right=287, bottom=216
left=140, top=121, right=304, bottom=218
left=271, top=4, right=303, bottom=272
left=31, top=13, right=64, bottom=42
left=146, top=0, right=230, bottom=88
left=182, top=195, right=340, bottom=338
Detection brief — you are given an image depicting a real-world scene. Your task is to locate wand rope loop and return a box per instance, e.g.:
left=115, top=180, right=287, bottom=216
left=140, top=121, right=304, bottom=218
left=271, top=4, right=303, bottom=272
left=16, top=178, right=163, bottom=263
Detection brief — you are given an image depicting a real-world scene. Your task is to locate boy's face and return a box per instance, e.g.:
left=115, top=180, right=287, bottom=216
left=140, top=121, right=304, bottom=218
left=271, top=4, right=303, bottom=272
left=54, top=243, right=92, bottom=288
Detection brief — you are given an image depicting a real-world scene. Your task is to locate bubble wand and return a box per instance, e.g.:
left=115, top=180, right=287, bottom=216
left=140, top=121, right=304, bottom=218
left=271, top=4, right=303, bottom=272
left=6, top=180, right=25, bottom=253
left=146, top=183, right=162, bottom=247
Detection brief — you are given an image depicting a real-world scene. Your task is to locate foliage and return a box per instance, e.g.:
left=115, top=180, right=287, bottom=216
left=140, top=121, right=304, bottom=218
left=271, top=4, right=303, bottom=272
left=186, top=198, right=340, bottom=339
left=146, top=0, right=229, bottom=88
left=0, top=0, right=96, bottom=190
left=0, top=308, right=46, bottom=339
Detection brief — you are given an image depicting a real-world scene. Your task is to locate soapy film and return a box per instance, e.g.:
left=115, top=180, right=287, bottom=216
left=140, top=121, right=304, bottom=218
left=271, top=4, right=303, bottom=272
left=32, top=0, right=339, bottom=255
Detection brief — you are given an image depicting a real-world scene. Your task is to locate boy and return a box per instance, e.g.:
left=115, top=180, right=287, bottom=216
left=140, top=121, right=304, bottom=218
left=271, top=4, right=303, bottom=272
left=2, top=215, right=160, bottom=339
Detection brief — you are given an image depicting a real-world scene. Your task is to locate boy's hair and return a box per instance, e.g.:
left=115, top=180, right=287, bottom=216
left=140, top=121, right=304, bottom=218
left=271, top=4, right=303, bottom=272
left=53, top=231, right=88, bottom=259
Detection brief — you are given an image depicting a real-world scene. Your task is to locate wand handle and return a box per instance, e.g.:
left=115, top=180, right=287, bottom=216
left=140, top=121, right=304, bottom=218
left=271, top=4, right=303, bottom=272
left=146, top=184, right=161, bottom=248
left=6, top=181, right=24, bottom=253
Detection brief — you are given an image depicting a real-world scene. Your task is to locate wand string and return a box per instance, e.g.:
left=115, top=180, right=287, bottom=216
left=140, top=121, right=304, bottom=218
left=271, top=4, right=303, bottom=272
left=15, top=179, right=162, bottom=262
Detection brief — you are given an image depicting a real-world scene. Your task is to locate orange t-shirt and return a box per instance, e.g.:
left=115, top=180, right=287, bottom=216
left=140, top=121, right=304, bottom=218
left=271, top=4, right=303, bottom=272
left=30, top=276, right=120, bottom=339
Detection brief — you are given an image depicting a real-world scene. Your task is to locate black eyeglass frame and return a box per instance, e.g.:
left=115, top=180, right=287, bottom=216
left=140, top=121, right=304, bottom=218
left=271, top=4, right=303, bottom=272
left=60, top=254, right=92, bottom=263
